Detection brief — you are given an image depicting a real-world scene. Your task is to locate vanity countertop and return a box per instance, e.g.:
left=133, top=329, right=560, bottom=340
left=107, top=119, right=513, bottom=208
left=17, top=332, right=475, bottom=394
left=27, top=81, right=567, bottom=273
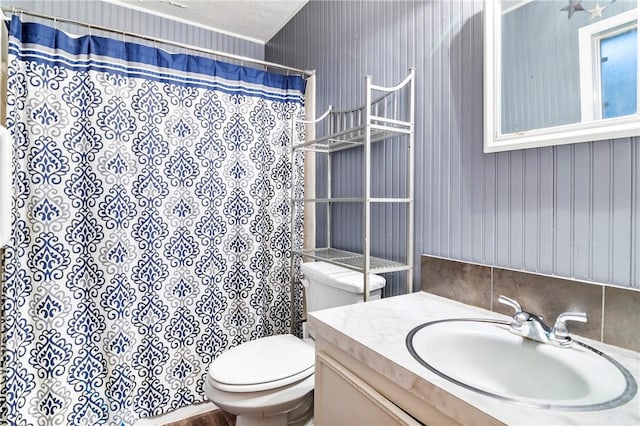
left=307, top=291, right=640, bottom=425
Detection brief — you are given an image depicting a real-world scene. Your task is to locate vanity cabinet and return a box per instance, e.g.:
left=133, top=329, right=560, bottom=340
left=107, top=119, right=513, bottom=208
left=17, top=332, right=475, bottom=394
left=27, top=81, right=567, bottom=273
left=315, top=351, right=420, bottom=426
left=309, top=292, right=640, bottom=426
left=313, top=336, right=462, bottom=426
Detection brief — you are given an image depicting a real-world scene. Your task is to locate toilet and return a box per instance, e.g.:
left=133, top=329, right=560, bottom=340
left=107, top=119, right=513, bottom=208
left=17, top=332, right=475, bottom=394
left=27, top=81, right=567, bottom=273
left=203, top=261, right=386, bottom=426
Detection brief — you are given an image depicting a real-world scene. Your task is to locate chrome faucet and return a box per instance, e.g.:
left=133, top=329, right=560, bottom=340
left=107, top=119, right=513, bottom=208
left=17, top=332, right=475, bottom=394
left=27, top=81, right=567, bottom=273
left=498, top=295, right=587, bottom=348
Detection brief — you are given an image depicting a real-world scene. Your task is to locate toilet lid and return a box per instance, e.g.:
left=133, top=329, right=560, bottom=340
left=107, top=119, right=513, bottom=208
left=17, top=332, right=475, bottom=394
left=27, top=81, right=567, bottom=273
left=208, top=334, right=314, bottom=392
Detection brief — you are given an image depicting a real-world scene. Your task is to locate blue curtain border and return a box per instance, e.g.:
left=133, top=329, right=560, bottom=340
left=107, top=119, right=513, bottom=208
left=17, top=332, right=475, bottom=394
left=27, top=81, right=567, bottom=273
left=8, top=16, right=306, bottom=101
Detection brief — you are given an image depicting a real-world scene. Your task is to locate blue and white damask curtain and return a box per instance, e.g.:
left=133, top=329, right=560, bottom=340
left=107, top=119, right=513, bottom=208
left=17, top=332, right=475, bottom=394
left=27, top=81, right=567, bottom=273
left=1, top=16, right=305, bottom=425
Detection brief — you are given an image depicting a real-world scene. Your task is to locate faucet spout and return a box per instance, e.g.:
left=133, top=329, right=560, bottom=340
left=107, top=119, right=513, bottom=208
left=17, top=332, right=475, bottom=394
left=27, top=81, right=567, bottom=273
left=498, top=295, right=587, bottom=348
left=511, top=313, right=552, bottom=345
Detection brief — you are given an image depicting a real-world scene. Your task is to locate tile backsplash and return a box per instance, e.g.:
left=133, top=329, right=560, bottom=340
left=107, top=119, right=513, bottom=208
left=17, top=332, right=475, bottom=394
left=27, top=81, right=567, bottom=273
left=421, top=255, right=640, bottom=352
left=603, top=286, right=640, bottom=352
left=420, top=256, right=491, bottom=310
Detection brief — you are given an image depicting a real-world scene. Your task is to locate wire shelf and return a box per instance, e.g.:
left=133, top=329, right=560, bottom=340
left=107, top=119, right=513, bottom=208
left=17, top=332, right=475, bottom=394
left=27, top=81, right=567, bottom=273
left=292, top=118, right=412, bottom=153
left=288, top=68, right=415, bottom=320
left=293, top=248, right=410, bottom=274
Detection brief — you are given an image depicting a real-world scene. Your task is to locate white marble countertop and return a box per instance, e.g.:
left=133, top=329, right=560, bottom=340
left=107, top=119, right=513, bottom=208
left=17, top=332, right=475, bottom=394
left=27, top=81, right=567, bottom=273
left=307, top=292, right=640, bottom=425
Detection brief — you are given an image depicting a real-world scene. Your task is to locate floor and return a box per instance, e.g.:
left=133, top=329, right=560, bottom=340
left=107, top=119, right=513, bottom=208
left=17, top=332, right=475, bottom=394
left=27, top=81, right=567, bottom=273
left=164, top=409, right=236, bottom=426
left=133, top=401, right=318, bottom=426
left=134, top=402, right=235, bottom=426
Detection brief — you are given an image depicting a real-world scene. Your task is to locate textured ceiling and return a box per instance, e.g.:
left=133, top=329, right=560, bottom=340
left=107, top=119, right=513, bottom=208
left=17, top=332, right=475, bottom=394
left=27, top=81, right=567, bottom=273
left=105, top=0, right=308, bottom=44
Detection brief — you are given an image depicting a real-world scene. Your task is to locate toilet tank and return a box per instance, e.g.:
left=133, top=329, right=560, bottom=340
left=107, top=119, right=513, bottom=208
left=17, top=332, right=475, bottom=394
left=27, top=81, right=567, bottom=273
left=301, top=261, right=387, bottom=313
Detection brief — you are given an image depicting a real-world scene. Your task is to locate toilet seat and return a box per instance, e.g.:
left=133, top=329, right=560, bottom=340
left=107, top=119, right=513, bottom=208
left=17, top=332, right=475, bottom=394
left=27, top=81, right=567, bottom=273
left=204, top=373, right=315, bottom=419
left=208, top=334, right=315, bottom=393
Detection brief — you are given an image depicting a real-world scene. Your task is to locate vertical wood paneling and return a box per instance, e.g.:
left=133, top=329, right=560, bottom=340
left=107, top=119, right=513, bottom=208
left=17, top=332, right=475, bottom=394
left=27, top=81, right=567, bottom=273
left=523, top=149, right=538, bottom=271
left=438, top=0, right=451, bottom=258
left=285, top=0, right=640, bottom=289
left=634, top=141, right=640, bottom=287
left=449, top=0, right=462, bottom=261
left=573, top=143, right=592, bottom=280
left=592, top=141, right=613, bottom=282
left=509, top=150, right=524, bottom=268
left=612, top=139, right=633, bottom=285
left=538, top=147, right=555, bottom=272
left=496, top=152, right=510, bottom=266
left=554, top=145, right=573, bottom=278
left=459, top=0, right=475, bottom=262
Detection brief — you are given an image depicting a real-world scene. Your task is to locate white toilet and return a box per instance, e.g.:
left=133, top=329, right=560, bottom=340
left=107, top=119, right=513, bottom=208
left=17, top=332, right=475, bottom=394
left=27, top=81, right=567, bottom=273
left=203, top=261, right=386, bottom=426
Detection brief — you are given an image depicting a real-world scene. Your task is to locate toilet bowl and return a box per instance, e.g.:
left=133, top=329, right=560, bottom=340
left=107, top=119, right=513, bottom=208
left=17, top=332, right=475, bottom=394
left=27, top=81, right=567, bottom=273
left=204, top=334, right=314, bottom=426
left=204, top=262, right=386, bottom=426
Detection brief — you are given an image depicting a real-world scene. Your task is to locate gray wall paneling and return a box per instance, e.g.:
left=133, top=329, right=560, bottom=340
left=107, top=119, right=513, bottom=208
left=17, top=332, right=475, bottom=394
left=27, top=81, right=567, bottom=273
left=266, top=0, right=640, bottom=290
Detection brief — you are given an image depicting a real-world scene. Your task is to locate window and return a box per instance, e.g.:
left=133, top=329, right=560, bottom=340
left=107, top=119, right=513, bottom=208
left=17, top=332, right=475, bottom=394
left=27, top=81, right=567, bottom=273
left=600, top=27, right=637, bottom=118
left=579, top=9, right=638, bottom=121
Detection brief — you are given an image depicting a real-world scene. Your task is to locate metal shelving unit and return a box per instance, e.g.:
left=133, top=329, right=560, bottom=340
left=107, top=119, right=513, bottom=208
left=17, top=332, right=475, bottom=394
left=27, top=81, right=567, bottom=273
left=290, top=68, right=415, bottom=312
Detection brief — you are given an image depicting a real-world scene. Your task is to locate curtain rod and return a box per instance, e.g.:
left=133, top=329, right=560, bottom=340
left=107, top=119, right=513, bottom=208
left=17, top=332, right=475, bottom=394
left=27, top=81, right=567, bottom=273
left=1, top=6, right=315, bottom=78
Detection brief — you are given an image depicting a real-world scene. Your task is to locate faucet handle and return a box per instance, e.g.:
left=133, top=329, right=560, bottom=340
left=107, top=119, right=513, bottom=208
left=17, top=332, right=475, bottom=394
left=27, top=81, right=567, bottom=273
left=550, top=312, right=587, bottom=346
left=498, top=295, right=522, bottom=313
left=498, top=295, right=530, bottom=323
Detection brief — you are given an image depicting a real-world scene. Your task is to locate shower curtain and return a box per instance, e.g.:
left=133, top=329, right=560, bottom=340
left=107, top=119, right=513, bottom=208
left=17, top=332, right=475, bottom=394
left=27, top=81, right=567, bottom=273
left=1, top=16, right=305, bottom=425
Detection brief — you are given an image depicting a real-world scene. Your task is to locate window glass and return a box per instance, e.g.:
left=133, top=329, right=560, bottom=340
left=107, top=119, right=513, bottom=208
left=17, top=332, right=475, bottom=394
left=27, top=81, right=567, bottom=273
left=600, top=28, right=638, bottom=119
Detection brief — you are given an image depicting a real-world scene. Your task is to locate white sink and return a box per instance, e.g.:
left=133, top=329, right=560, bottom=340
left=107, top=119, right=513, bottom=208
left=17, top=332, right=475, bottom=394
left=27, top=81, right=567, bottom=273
left=406, top=319, right=637, bottom=411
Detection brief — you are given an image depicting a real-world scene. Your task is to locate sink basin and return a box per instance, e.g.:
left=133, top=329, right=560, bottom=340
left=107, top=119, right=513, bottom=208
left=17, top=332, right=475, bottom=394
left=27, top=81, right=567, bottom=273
left=406, top=319, right=637, bottom=411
